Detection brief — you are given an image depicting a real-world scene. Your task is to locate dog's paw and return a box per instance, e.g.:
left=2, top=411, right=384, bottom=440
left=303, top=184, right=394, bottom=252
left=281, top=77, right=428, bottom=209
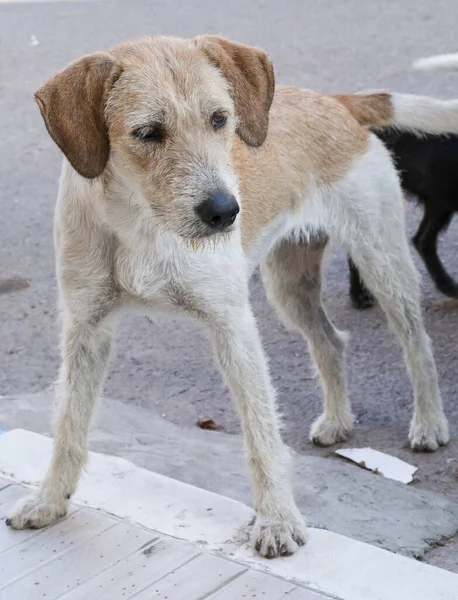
left=409, top=417, right=450, bottom=452
left=350, top=288, right=376, bottom=310
left=250, top=510, right=307, bottom=558
left=310, top=413, right=354, bottom=446
left=6, top=492, right=68, bottom=530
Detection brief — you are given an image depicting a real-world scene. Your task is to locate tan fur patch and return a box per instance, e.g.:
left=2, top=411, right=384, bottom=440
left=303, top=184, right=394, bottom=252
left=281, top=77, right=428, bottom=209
left=332, top=93, right=394, bottom=127
left=234, top=87, right=370, bottom=250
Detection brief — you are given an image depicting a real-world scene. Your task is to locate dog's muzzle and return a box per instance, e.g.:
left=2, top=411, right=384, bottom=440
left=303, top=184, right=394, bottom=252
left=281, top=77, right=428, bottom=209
left=195, top=189, right=240, bottom=231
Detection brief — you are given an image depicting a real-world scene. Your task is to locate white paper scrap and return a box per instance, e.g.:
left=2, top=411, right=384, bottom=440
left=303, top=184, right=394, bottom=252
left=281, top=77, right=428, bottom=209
left=335, top=447, right=418, bottom=484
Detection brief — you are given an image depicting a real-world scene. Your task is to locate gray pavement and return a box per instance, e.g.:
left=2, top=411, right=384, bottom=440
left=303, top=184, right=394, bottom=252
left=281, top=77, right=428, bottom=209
left=1, top=0, right=458, bottom=571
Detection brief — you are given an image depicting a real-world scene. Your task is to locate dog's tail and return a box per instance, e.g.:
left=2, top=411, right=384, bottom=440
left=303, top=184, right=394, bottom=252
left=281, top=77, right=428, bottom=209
left=413, top=53, right=458, bottom=72
left=333, top=91, right=458, bottom=135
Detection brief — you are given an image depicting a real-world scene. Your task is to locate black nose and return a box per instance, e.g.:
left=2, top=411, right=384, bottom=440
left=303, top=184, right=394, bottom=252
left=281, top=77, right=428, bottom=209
left=196, top=190, right=240, bottom=229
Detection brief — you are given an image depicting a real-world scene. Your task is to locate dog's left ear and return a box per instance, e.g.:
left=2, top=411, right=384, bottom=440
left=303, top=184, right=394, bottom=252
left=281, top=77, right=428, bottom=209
left=197, top=36, right=275, bottom=147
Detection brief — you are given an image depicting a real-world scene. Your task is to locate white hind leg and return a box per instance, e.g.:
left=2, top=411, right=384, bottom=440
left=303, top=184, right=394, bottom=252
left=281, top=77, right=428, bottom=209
left=331, top=136, right=449, bottom=451
left=262, top=235, right=354, bottom=446
left=349, top=240, right=449, bottom=450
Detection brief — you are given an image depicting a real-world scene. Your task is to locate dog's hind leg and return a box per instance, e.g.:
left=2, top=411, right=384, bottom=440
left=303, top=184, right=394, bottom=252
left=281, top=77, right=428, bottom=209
left=412, top=207, right=457, bottom=297
left=262, top=235, right=354, bottom=446
left=7, top=267, right=118, bottom=529
left=340, top=141, right=449, bottom=451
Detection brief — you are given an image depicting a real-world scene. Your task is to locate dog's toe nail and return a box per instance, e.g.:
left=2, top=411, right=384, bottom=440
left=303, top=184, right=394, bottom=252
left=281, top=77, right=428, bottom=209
left=267, top=545, right=276, bottom=558
left=293, top=535, right=305, bottom=546
left=255, top=540, right=262, bottom=552
left=280, top=544, right=289, bottom=555
left=5, top=518, right=12, bottom=527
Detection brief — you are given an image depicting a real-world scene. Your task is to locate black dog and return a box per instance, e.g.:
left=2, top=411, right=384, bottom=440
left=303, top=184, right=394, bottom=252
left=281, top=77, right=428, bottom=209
left=349, top=129, right=458, bottom=309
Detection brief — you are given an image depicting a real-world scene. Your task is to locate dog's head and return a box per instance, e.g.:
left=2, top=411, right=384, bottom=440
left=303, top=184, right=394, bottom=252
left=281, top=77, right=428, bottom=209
left=35, top=36, right=275, bottom=240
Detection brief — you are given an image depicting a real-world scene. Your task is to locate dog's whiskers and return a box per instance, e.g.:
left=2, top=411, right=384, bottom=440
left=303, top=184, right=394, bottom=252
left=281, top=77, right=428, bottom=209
left=183, top=232, right=230, bottom=253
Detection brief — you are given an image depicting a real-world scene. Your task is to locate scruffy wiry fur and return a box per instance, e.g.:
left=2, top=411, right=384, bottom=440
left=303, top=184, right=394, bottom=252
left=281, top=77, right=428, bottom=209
left=8, top=35, right=456, bottom=558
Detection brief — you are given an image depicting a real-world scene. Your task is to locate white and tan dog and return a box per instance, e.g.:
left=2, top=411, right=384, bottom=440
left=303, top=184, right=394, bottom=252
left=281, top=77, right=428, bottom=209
left=7, top=35, right=458, bottom=558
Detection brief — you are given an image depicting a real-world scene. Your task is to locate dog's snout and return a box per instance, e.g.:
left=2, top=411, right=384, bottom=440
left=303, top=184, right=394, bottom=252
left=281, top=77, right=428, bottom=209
left=196, top=190, right=240, bottom=229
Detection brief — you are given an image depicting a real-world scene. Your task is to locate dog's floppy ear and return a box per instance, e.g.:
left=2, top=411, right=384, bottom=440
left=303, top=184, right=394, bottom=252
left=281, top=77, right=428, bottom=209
left=197, top=36, right=275, bottom=147
left=35, top=53, right=122, bottom=178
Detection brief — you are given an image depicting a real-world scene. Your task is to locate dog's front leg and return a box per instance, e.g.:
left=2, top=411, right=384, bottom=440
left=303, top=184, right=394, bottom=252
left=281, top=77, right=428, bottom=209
left=7, top=316, right=115, bottom=529
left=210, top=304, right=306, bottom=557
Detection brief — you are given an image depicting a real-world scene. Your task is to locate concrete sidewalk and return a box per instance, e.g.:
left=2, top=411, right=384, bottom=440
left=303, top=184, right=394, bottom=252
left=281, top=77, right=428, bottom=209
left=3, top=392, right=458, bottom=564
left=1, top=429, right=457, bottom=600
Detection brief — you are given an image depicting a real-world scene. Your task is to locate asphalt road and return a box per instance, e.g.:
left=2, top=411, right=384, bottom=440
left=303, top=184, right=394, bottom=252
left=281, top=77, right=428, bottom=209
left=1, top=0, right=457, bottom=521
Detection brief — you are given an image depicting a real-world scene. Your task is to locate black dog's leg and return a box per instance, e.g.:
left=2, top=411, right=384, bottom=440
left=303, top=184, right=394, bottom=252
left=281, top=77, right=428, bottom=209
left=348, top=256, right=376, bottom=309
left=412, top=208, right=458, bottom=297
left=411, top=209, right=429, bottom=249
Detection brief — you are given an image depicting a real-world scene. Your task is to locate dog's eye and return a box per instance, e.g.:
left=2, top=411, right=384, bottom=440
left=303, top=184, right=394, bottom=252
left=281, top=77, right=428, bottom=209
left=133, top=125, right=165, bottom=143
left=211, top=113, right=227, bottom=130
